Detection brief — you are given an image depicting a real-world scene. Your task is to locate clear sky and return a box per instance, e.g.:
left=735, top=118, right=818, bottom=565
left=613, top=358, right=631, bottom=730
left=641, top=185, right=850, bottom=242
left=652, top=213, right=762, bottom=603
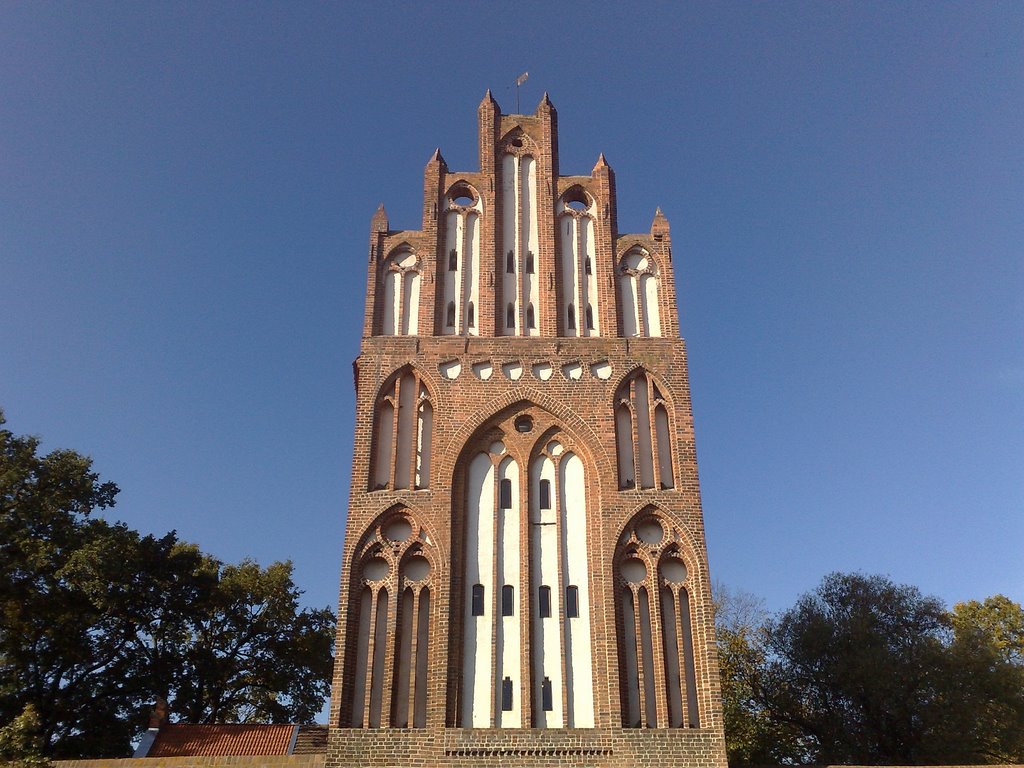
left=2, top=3, right=1021, bottom=629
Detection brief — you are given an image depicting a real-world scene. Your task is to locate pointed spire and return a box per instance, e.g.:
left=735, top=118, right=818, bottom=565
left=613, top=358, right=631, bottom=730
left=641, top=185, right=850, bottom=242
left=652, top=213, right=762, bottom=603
left=427, top=147, right=447, bottom=168
left=651, top=206, right=670, bottom=236
left=371, top=203, right=389, bottom=233
left=535, top=91, right=555, bottom=113
left=592, top=152, right=611, bottom=173
left=479, top=89, right=499, bottom=111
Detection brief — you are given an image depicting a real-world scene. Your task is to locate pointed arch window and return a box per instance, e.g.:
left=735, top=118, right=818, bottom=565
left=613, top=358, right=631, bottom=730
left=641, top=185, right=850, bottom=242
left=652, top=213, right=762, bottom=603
left=380, top=248, right=420, bottom=336
left=467, top=302, right=475, bottom=328
left=371, top=368, right=433, bottom=490
left=526, top=304, right=536, bottom=330
left=347, top=510, right=433, bottom=728
left=585, top=304, right=594, bottom=330
left=442, top=184, right=481, bottom=336
left=558, top=189, right=599, bottom=338
left=618, top=248, right=662, bottom=337
left=459, top=431, right=594, bottom=729
left=506, top=250, right=515, bottom=273
left=614, top=513, right=699, bottom=729
left=525, top=251, right=535, bottom=274
left=614, top=370, right=674, bottom=490
left=446, top=302, right=456, bottom=328
left=506, top=303, right=516, bottom=331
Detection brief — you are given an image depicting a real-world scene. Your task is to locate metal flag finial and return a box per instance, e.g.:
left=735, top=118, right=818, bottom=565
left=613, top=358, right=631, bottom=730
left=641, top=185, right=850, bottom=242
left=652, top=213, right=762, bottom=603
left=515, top=72, right=529, bottom=112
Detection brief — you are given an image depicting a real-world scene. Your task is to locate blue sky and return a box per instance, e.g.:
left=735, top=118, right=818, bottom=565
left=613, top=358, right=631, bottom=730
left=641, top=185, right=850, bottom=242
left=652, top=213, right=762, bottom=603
left=2, top=2, right=1021, bottom=630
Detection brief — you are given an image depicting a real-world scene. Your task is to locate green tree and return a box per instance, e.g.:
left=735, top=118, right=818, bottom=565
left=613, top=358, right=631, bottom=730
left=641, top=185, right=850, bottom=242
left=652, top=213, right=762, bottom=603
left=0, top=704, right=47, bottom=768
left=0, top=411, right=334, bottom=758
left=714, top=583, right=805, bottom=765
left=759, top=573, right=953, bottom=764
left=755, top=573, right=1024, bottom=765
left=940, top=596, right=1024, bottom=763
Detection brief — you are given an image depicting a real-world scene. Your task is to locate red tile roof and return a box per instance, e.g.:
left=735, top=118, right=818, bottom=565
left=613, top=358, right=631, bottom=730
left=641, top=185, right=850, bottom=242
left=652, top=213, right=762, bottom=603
left=146, top=724, right=297, bottom=757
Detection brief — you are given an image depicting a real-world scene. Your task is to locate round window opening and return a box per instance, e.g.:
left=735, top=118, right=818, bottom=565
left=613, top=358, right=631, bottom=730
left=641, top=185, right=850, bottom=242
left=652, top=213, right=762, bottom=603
left=382, top=518, right=412, bottom=543
left=403, top=556, right=431, bottom=581
left=661, top=558, right=688, bottom=583
left=621, top=558, right=647, bottom=585
left=363, top=557, right=390, bottom=582
left=514, top=415, right=533, bottom=433
left=566, top=199, right=588, bottom=212
left=508, top=138, right=523, bottom=148
left=636, top=520, right=664, bottom=545
left=452, top=195, right=474, bottom=207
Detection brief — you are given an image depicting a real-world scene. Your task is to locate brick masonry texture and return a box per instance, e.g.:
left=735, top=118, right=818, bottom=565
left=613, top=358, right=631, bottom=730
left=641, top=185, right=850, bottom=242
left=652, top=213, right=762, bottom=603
left=53, top=758, right=325, bottom=768
left=328, top=93, right=728, bottom=768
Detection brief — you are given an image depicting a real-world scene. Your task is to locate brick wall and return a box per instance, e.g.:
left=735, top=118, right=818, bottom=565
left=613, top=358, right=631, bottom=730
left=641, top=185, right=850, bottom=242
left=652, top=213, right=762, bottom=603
left=328, top=93, right=727, bottom=768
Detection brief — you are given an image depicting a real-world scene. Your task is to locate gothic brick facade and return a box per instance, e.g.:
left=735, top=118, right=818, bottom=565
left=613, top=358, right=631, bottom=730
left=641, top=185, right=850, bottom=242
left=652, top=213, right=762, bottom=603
left=327, top=93, right=728, bottom=768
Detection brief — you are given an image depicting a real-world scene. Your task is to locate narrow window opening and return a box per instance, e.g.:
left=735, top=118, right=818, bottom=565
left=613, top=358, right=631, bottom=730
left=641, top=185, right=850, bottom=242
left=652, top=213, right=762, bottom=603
left=566, top=585, right=579, bottom=618
left=467, top=302, right=475, bottom=328
left=502, top=585, right=515, bottom=616
left=526, top=304, right=536, bottom=329
left=448, top=248, right=457, bottom=271
left=585, top=304, right=594, bottom=330
left=506, top=303, right=515, bottom=330
left=567, top=304, right=576, bottom=330
left=501, top=677, right=513, bottom=711
left=471, top=584, right=485, bottom=616
left=541, top=677, right=553, bottom=711
left=506, top=250, right=515, bottom=273
left=539, top=478, right=551, bottom=509
left=499, top=478, right=512, bottom=509
left=585, top=256, right=592, bottom=275
left=525, top=251, right=535, bottom=274
left=446, top=302, right=456, bottom=328
left=539, top=585, right=551, bottom=618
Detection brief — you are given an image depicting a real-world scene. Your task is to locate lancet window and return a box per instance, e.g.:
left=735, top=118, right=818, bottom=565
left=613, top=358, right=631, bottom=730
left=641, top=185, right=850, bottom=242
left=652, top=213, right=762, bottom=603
left=614, top=370, right=674, bottom=490
left=500, top=129, right=540, bottom=336
left=618, top=247, right=662, bottom=337
left=371, top=368, right=433, bottom=491
left=346, top=508, right=434, bottom=729
left=380, top=247, right=420, bottom=336
left=459, top=430, right=595, bottom=729
left=615, top=511, right=699, bottom=729
left=441, top=183, right=482, bottom=336
left=558, top=187, right=600, bottom=336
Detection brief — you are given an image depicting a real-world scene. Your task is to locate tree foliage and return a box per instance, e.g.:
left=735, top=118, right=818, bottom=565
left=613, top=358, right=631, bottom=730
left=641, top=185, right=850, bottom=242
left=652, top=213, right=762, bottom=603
left=716, top=573, right=1024, bottom=765
left=0, top=411, right=334, bottom=758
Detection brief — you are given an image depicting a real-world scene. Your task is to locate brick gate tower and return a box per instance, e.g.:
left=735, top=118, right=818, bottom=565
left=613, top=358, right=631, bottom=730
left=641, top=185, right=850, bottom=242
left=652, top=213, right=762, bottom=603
left=328, top=93, right=727, bottom=768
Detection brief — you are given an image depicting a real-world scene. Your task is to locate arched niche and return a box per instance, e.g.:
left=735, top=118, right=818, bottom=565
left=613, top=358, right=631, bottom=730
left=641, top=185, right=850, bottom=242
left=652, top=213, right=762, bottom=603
left=379, top=246, right=420, bottom=336
left=370, top=366, right=434, bottom=491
